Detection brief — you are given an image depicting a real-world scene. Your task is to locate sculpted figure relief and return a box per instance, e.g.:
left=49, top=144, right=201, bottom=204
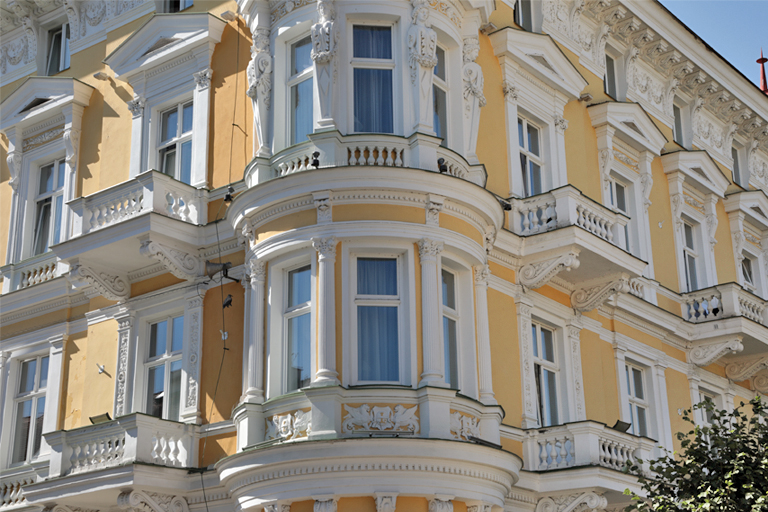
left=312, top=0, right=339, bottom=127
left=407, top=0, right=437, bottom=131
left=247, top=28, right=273, bottom=156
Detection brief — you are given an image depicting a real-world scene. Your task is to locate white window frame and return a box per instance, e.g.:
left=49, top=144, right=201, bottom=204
left=672, top=97, right=691, bottom=149
left=30, top=157, right=66, bottom=257
left=440, top=266, right=460, bottom=389
left=604, top=53, right=618, bottom=100
left=531, top=321, right=561, bottom=427
left=682, top=219, right=702, bottom=292
left=341, top=241, right=416, bottom=387
left=607, top=173, right=633, bottom=253
left=624, top=362, right=650, bottom=438
left=46, top=23, right=70, bottom=76
left=156, top=100, right=194, bottom=184
left=142, top=314, right=184, bottom=421
left=518, top=114, right=547, bottom=197
left=9, top=354, right=49, bottom=466
left=433, top=45, right=449, bottom=147
left=732, top=143, right=747, bottom=188
left=287, top=33, right=315, bottom=147
left=266, top=251, right=317, bottom=399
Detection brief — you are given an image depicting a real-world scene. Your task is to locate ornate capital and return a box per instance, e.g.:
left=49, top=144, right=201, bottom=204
left=418, top=238, right=443, bottom=262
left=311, top=0, right=338, bottom=63
left=429, top=499, right=453, bottom=512
left=754, top=369, right=768, bottom=394
left=375, top=495, right=398, bottom=512
left=502, top=80, right=518, bottom=102
left=518, top=252, right=580, bottom=291
left=473, top=264, right=491, bottom=287
left=554, top=114, right=569, bottom=133
left=725, top=355, right=768, bottom=382
left=570, top=274, right=630, bottom=312
left=127, top=96, right=145, bottom=117
left=314, top=498, right=338, bottom=512
left=193, top=68, right=213, bottom=90
left=314, top=192, right=332, bottom=224
left=426, top=195, right=444, bottom=226
left=6, top=151, right=22, bottom=192
left=117, top=490, right=190, bottom=512
left=535, top=492, right=607, bottom=512
left=313, top=237, right=337, bottom=261
left=690, top=338, right=744, bottom=367
left=139, top=240, right=201, bottom=281
left=70, top=264, right=130, bottom=302
left=239, top=221, right=256, bottom=246
left=249, top=258, right=267, bottom=286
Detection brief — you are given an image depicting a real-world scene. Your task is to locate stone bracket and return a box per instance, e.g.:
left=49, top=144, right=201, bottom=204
left=570, top=273, right=630, bottom=312
left=117, top=490, right=189, bottom=512
left=69, top=262, right=130, bottom=302
left=535, top=492, right=607, bottom=512
left=725, top=355, right=768, bottom=382
left=518, top=251, right=580, bottom=290
left=139, top=239, right=202, bottom=281
left=689, top=338, right=743, bottom=367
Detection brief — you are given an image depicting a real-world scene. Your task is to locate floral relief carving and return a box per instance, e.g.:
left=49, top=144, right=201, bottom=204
left=82, top=0, right=107, bottom=34
left=117, top=490, right=190, bottom=512
left=429, top=499, right=453, bottom=512
left=449, top=411, right=479, bottom=440
left=535, top=492, right=607, bottom=512
left=266, top=410, right=312, bottom=440
left=570, top=274, right=630, bottom=312
left=193, top=68, right=213, bottom=90
left=689, top=339, right=743, bottom=367
left=312, top=236, right=337, bottom=260
left=69, top=264, right=130, bottom=302
left=127, top=95, right=146, bottom=117
left=22, top=125, right=64, bottom=152
left=417, top=238, right=443, bottom=261
left=518, top=252, right=580, bottom=291
left=114, top=314, right=133, bottom=417
left=426, top=0, right=461, bottom=28
left=425, top=197, right=443, bottom=226
left=375, top=496, right=397, bottom=512
left=341, top=404, right=419, bottom=433
left=270, top=0, right=316, bottom=25
left=139, top=240, right=201, bottom=281
left=314, top=499, right=338, bottom=512
left=502, top=79, right=518, bottom=102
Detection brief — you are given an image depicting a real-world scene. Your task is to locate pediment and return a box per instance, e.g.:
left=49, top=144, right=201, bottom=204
left=660, top=150, right=730, bottom=198
left=488, top=28, right=588, bottom=99
left=724, top=190, right=768, bottom=231
left=0, top=77, right=94, bottom=133
left=588, top=102, right=668, bottom=155
left=104, top=13, right=226, bottom=81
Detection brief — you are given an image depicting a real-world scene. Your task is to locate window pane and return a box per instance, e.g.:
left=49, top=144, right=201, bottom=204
left=291, top=78, right=314, bottom=145
left=291, top=36, right=313, bottom=75
left=520, top=154, right=530, bottom=195
left=146, top=365, right=164, bottom=418
left=443, top=316, right=458, bottom=388
left=62, top=24, right=70, bottom=70
left=687, top=254, right=698, bottom=290
left=39, top=357, right=49, bottom=389
left=56, top=160, right=66, bottom=189
left=625, top=365, right=631, bottom=391
left=171, top=316, right=184, bottom=353
left=287, top=313, right=311, bottom=391
left=149, top=321, right=168, bottom=358
left=161, top=108, right=179, bottom=143
left=605, top=55, right=616, bottom=98
left=531, top=325, right=538, bottom=358
left=433, top=85, right=447, bottom=144
left=353, top=26, right=392, bottom=59
left=434, top=47, right=446, bottom=80
left=543, top=368, right=559, bottom=426
left=743, top=258, right=754, bottom=285
left=441, top=269, right=455, bottom=309
left=732, top=147, right=740, bottom=175
left=32, top=397, right=46, bottom=457
left=520, top=0, right=533, bottom=31
left=358, top=306, right=399, bottom=381
left=518, top=118, right=525, bottom=148
left=288, top=265, right=312, bottom=307
left=673, top=105, right=683, bottom=144
left=53, top=195, right=63, bottom=245
left=684, top=224, right=694, bottom=249
left=541, top=327, right=555, bottom=363
left=181, top=102, right=193, bottom=134
left=357, top=258, right=397, bottom=295
left=529, top=161, right=542, bottom=195
left=160, top=147, right=177, bottom=177
left=12, top=400, right=32, bottom=463
left=179, top=140, right=192, bottom=184
left=33, top=200, right=52, bottom=255
left=19, top=359, right=37, bottom=394
left=632, top=368, right=644, bottom=399
left=354, top=68, right=393, bottom=133
left=47, top=30, right=62, bottom=75
left=636, top=406, right=648, bottom=437
left=167, top=360, right=182, bottom=421
left=527, top=123, right=540, bottom=156
left=40, top=164, right=54, bottom=194
left=615, top=183, right=627, bottom=213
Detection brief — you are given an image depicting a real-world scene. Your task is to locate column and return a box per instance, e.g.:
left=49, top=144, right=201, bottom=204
left=127, top=95, right=145, bottom=179
left=312, top=237, right=339, bottom=385
left=687, top=371, right=703, bottom=425
left=181, top=291, right=205, bottom=423
left=613, top=342, right=631, bottom=425
left=191, top=68, right=213, bottom=188
left=473, top=264, right=496, bottom=405
left=517, top=295, right=538, bottom=428
left=418, top=238, right=445, bottom=387
left=638, top=151, right=656, bottom=280
left=501, top=74, right=522, bottom=197
left=653, top=362, right=673, bottom=451
left=244, top=257, right=266, bottom=402
left=565, top=317, right=587, bottom=421
left=42, top=334, right=68, bottom=454
left=114, top=309, right=136, bottom=418
left=0, top=351, right=9, bottom=441
left=4, top=127, right=23, bottom=274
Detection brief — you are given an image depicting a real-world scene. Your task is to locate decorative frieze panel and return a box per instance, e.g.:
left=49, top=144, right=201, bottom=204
left=341, top=404, right=419, bottom=434
left=449, top=411, right=479, bottom=441
left=375, top=495, right=398, bottom=512
left=117, top=490, right=190, bottom=512
left=535, top=492, right=607, bottom=512
left=22, top=125, right=65, bottom=152
left=266, top=410, right=312, bottom=441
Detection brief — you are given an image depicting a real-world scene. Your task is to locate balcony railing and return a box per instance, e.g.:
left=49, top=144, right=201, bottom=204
left=245, top=132, right=486, bottom=188
left=0, top=466, right=38, bottom=510
left=0, top=252, right=63, bottom=293
left=68, top=171, right=208, bottom=238
left=681, top=283, right=768, bottom=326
left=510, top=186, right=630, bottom=249
left=45, top=413, right=199, bottom=478
left=521, top=421, right=654, bottom=472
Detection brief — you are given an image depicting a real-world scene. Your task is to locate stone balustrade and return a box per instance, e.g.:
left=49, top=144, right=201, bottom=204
left=681, top=282, right=768, bottom=326
left=0, top=467, right=38, bottom=510
left=0, top=252, right=63, bottom=293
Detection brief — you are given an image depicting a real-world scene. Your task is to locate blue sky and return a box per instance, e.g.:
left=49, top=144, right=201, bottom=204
left=658, top=0, right=768, bottom=89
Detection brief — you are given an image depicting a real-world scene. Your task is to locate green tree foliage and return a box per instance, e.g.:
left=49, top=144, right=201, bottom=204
left=624, top=397, right=768, bottom=511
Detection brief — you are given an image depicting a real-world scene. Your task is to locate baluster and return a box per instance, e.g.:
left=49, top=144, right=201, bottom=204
left=161, top=434, right=171, bottom=464
left=559, top=437, right=568, bottom=467
left=395, top=149, right=403, bottom=167
left=575, top=205, right=585, bottom=228
left=348, top=148, right=356, bottom=166
left=539, top=440, right=547, bottom=470
left=384, top=148, right=394, bottom=166
left=530, top=207, right=541, bottom=232
left=363, top=146, right=372, bottom=165
left=152, top=432, right=161, bottom=462
left=375, top=147, right=384, bottom=165
left=169, top=434, right=180, bottom=466
left=522, top=208, right=531, bottom=234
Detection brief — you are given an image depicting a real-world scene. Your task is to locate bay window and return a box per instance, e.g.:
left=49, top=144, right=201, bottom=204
left=441, top=268, right=459, bottom=389
left=11, top=355, right=48, bottom=464
left=145, top=315, right=184, bottom=421
left=433, top=47, right=448, bottom=145
left=625, top=363, right=649, bottom=437
left=519, top=116, right=544, bottom=197
left=289, top=36, right=313, bottom=145
left=158, top=101, right=194, bottom=184
left=352, top=25, right=394, bottom=133
left=32, top=159, right=66, bottom=256
left=286, top=265, right=312, bottom=391
left=532, top=323, right=559, bottom=427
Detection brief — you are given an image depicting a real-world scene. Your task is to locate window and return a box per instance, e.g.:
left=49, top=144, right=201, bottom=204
left=162, top=0, right=193, bottom=13
left=608, top=178, right=631, bottom=252
left=158, top=101, right=194, bottom=184
left=604, top=54, right=617, bottom=99
left=441, top=269, right=458, bottom=388
left=518, top=117, right=544, bottom=197
left=532, top=323, right=559, bottom=427
left=683, top=221, right=699, bottom=292
left=46, top=24, right=70, bottom=76
left=515, top=0, right=533, bottom=31
left=285, top=265, right=311, bottom=391
left=433, top=47, right=448, bottom=146
left=699, top=390, right=716, bottom=426
left=742, top=254, right=755, bottom=290
left=625, top=364, right=648, bottom=437
left=145, top=315, right=184, bottom=421
left=355, top=257, right=400, bottom=382
left=732, top=145, right=748, bottom=187
left=32, top=159, right=66, bottom=256
left=352, top=25, right=394, bottom=133
left=289, top=36, right=313, bottom=145
left=11, top=356, right=49, bottom=464
left=673, top=104, right=685, bottom=147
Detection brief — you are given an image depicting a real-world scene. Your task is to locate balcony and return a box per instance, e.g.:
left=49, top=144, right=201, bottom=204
left=244, top=131, right=487, bottom=189
left=0, top=465, right=41, bottom=511
left=0, top=251, right=64, bottom=294
left=681, top=283, right=768, bottom=326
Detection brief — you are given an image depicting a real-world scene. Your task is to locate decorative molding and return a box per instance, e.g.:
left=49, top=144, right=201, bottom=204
left=467, top=505, right=491, bottom=512
left=6, top=151, right=22, bottom=191
left=426, top=0, right=461, bottom=28
left=449, top=411, right=479, bottom=441
left=429, top=499, right=453, bottom=512
left=473, top=264, right=490, bottom=288
left=417, top=238, right=444, bottom=262
left=114, top=311, right=134, bottom=417
left=570, top=274, right=630, bottom=312
left=553, top=114, right=569, bottom=133
left=193, top=68, right=213, bottom=90
left=725, top=355, right=768, bottom=382
left=313, top=191, right=332, bottom=224
left=502, top=79, right=518, bottom=102
left=117, top=490, right=190, bottom=512
left=43, top=506, right=99, bottom=512
left=139, top=240, right=201, bottom=281
left=518, top=252, right=580, bottom=290
left=185, top=304, right=202, bottom=411
left=314, top=499, right=338, bottom=512
left=249, top=258, right=267, bottom=287
left=265, top=410, right=312, bottom=441
left=754, top=369, right=768, bottom=395
left=69, top=264, right=130, bottom=302
left=247, top=27, right=272, bottom=156
left=22, top=125, right=64, bottom=152
left=341, top=404, right=419, bottom=433
left=312, top=236, right=337, bottom=260
left=63, top=128, right=81, bottom=170
left=567, top=321, right=587, bottom=421
left=689, top=338, right=743, bottom=367
left=407, top=0, right=438, bottom=85
left=375, top=495, right=398, bottom=512
left=425, top=195, right=444, bottom=226
left=127, top=95, right=145, bottom=117
left=535, top=492, right=608, bottom=512
left=463, top=36, right=485, bottom=159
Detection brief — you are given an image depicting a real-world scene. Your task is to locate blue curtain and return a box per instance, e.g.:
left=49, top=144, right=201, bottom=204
left=358, top=306, right=399, bottom=381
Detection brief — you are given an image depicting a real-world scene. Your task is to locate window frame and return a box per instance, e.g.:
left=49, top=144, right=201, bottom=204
left=432, top=45, right=449, bottom=147
left=518, top=115, right=545, bottom=197
left=158, top=0, right=193, bottom=13
left=531, top=322, right=561, bottom=427
left=625, top=362, right=650, bottom=437
left=46, top=23, right=71, bottom=76
left=682, top=219, right=701, bottom=292
left=9, top=354, right=49, bottom=467
left=282, top=262, right=313, bottom=393
left=287, top=33, right=315, bottom=147
left=607, top=174, right=633, bottom=253
left=604, top=53, right=617, bottom=100
left=440, top=267, right=459, bottom=389
left=157, top=100, right=194, bottom=184
left=142, top=314, right=185, bottom=422
left=515, top=0, right=534, bottom=31
left=31, top=158, right=66, bottom=257
left=672, top=97, right=691, bottom=149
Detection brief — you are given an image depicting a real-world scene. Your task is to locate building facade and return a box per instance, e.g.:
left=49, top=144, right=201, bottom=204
left=1, top=0, right=767, bottom=511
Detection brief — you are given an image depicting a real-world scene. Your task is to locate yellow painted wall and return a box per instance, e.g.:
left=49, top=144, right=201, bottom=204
left=648, top=158, right=681, bottom=293
left=199, top=431, right=237, bottom=467
left=488, top=291, right=521, bottom=426
left=581, top=329, right=620, bottom=426
left=333, top=204, right=425, bottom=224
left=665, top=368, right=693, bottom=452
